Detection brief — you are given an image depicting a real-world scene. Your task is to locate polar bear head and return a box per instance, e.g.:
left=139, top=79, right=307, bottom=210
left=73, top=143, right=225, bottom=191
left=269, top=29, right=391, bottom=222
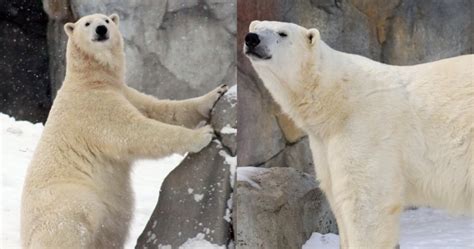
left=244, top=21, right=320, bottom=86
left=64, top=13, right=123, bottom=68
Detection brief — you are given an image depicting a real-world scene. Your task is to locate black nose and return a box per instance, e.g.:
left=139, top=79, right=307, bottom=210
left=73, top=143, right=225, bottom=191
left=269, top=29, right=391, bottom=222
left=96, top=25, right=108, bottom=36
left=245, top=32, right=260, bottom=48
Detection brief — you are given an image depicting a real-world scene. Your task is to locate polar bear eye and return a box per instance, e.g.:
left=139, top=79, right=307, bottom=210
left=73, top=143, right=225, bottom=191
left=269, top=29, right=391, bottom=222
left=278, top=32, right=288, bottom=37
left=85, top=22, right=90, bottom=27
left=105, top=19, right=109, bottom=24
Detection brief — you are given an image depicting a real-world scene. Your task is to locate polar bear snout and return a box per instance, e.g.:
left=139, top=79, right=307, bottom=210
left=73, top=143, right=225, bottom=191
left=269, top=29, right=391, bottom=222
left=244, top=32, right=272, bottom=60
left=95, top=25, right=109, bottom=41
left=245, top=33, right=260, bottom=48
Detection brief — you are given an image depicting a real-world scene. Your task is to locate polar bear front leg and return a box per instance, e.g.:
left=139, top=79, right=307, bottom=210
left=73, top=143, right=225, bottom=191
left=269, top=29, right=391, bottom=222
left=124, top=84, right=228, bottom=128
left=91, top=114, right=214, bottom=159
left=328, top=139, right=403, bottom=249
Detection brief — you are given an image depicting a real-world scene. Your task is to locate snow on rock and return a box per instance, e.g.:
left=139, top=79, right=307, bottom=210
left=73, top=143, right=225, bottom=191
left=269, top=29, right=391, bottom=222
left=220, top=124, right=237, bottom=135
left=0, top=113, right=184, bottom=249
left=302, top=208, right=474, bottom=249
left=224, top=85, right=237, bottom=104
left=178, top=233, right=225, bottom=249
left=218, top=149, right=236, bottom=188
left=193, top=194, right=204, bottom=202
left=236, top=166, right=270, bottom=190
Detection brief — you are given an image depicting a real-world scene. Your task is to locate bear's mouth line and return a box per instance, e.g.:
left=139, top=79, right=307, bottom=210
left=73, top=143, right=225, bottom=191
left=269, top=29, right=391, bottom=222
left=93, top=36, right=109, bottom=42
left=245, top=50, right=272, bottom=60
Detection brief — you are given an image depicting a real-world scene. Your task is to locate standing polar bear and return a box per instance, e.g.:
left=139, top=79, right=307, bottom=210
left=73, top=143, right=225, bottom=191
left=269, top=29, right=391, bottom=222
left=21, top=13, right=228, bottom=249
left=245, top=21, right=473, bottom=248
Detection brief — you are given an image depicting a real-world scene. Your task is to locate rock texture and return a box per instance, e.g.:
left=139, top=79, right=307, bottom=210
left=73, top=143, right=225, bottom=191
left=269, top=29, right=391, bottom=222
left=136, top=87, right=237, bottom=248
left=0, top=0, right=51, bottom=123
left=234, top=167, right=337, bottom=249
left=42, top=0, right=236, bottom=100
left=237, top=0, right=472, bottom=248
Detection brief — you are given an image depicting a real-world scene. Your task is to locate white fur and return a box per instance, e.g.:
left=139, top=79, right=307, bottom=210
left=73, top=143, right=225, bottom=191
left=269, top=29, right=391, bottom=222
left=21, top=14, right=227, bottom=249
left=246, top=20, right=473, bottom=248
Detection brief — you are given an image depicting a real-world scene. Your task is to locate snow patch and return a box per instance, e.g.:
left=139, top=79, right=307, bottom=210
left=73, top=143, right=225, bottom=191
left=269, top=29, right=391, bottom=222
left=224, top=85, right=237, bottom=100
left=218, top=150, right=236, bottom=188
left=236, top=167, right=270, bottom=190
left=194, top=194, right=204, bottom=202
left=179, top=233, right=225, bottom=249
left=220, top=124, right=237, bottom=135
left=302, top=208, right=474, bottom=249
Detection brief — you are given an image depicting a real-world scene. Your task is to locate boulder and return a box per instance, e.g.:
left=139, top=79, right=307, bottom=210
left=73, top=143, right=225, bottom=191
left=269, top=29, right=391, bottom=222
left=234, top=167, right=337, bottom=249
left=136, top=87, right=237, bottom=248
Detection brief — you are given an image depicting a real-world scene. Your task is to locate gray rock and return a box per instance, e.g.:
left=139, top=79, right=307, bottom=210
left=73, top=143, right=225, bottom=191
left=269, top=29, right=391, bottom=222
left=212, top=86, right=237, bottom=156
left=382, top=0, right=472, bottom=65
left=135, top=141, right=234, bottom=248
left=43, top=0, right=236, bottom=100
left=234, top=167, right=337, bottom=249
left=236, top=68, right=287, bottom=167
left=136, top=91, right=237, bottom=248
left=264, top=137, right=315, bottom=176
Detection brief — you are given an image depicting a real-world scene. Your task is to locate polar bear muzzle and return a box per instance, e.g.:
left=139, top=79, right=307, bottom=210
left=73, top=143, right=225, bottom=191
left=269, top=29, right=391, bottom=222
left=244, top=32, right=272, bottom=60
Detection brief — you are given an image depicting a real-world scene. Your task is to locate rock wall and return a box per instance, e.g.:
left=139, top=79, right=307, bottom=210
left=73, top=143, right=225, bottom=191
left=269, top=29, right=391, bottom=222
left=43, top=0, right=236, bottom=100
left=0, top=0, right=51, bottom=123
left=236, top=0, right=472, bottom=248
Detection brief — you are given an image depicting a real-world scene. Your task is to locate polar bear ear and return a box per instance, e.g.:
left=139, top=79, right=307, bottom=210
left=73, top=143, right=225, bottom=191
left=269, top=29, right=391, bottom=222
left=249, top=20, right=260, bottom=32
left=307, top=28, right=320, bottom=46
left=64, top=23, right=75, bottom=36
left=109, top=13, right=119, bottom=25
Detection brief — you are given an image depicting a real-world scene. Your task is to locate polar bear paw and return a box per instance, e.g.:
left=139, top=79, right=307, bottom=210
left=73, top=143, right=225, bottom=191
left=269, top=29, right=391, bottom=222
left=189, top=125, right=214, bottom=153
left=198, top=84, right=229, bottom=118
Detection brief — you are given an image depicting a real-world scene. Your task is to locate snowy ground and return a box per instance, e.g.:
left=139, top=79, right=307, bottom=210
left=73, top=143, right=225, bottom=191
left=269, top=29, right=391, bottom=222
left=303, top=208, right=474, bottom=249
left=0, top=113, right=220, bottom=249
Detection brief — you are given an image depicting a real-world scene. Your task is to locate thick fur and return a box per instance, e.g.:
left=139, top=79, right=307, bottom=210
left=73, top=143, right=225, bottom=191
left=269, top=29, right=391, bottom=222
left=246, top=21, right=473, bottom=248
left=21, top=14, right=228, bottom=249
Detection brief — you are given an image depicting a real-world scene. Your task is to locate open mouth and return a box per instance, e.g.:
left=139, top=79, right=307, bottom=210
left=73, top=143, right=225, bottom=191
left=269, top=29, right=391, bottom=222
left=245, top=48, right=271, bottom=60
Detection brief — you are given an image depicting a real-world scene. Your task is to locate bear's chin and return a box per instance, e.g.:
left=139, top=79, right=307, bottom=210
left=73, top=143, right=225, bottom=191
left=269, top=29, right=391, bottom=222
left=246, top=51, right=272, bottom=61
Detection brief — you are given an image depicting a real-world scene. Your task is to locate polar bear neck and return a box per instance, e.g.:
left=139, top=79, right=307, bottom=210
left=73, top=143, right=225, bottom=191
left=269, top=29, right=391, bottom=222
left=64, top=40, right=125, bottom=88
left=255, top=41, right=384, bottom=138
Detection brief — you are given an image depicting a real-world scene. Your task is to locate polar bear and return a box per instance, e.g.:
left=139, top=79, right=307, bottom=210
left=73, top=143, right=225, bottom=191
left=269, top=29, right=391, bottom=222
left=244, top=21, right=473, bottom=248
left=21, top=13, right=228, bottom=249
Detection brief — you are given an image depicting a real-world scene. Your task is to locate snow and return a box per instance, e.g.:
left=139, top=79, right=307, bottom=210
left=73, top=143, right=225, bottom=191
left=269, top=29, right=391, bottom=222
left=218, top=149, right=236, bottom=188
left=302, top=208, right=474, bottom=248
left=225, top=85, right=237, bottom=101
left=179, top=233, right=225, bottom=249
left=236, top=166, right=270, bottom=189
left=1, top=114, right=43, bottom=249
left=126, top=156, right=183, bottom=249
left=220, top=124, right=237, bottom=135
left=0, top=113, right=221, bottom=249
left=193, top=193, right=204, bottom=202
